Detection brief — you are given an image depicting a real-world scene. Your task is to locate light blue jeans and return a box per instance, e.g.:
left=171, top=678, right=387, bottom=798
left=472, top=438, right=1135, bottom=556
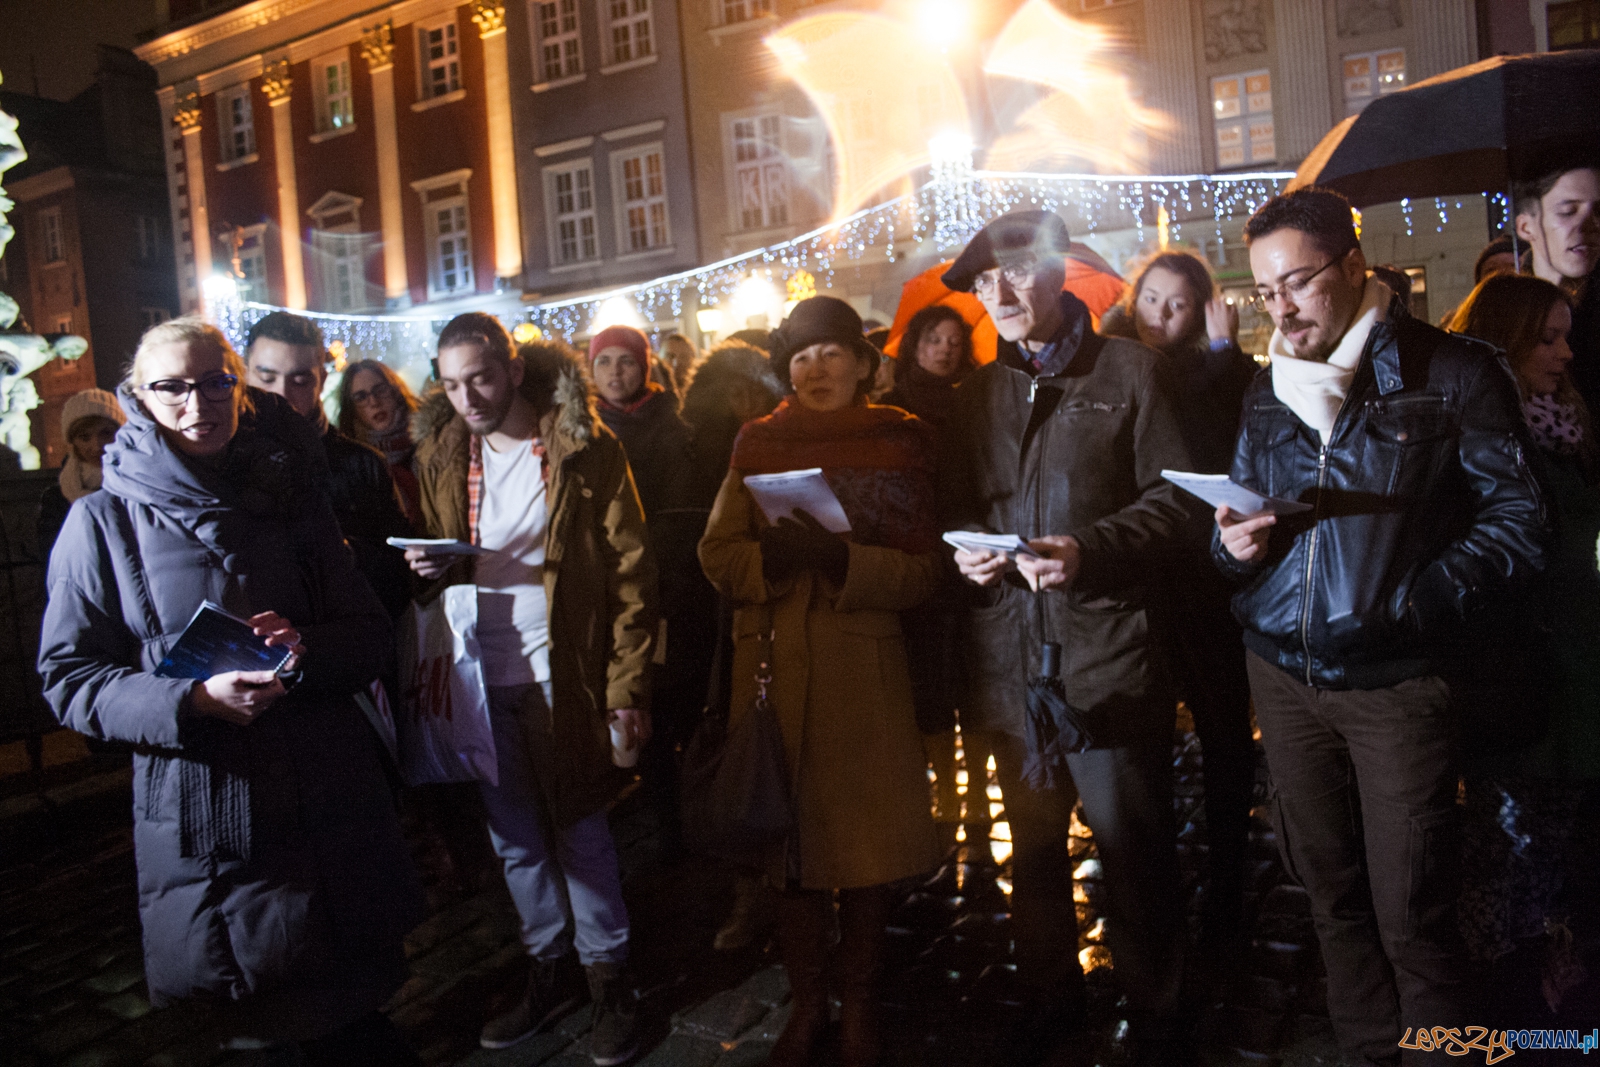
left=481, top=683, right=629, bottom=964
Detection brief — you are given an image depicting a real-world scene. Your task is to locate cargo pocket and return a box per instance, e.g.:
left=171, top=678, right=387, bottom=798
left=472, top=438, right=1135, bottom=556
left=1405, top=807, right=1461, bottom=944
left=1268, top=781, right=1306, bottom=889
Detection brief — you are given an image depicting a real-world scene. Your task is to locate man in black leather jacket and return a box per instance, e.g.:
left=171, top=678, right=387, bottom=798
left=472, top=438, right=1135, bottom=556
left=1215, top=189, right=1546, bottom=1066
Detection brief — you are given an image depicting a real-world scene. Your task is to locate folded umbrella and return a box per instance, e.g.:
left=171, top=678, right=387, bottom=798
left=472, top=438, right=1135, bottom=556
left=1021, top=638, right=1096, bottom=792
left=1290, top=50, right=1600, bottom=207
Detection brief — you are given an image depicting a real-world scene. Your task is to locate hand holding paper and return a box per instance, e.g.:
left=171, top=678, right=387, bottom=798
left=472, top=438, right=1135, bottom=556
left=743, top=469, right=852, bottom=533
left=1160, top=470, right=1310, bottom=516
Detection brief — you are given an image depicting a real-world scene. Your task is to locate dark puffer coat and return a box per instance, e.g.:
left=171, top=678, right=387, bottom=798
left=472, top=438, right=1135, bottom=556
left=37, top=389, right=425, bottom=1037
left=322, top=422, right=415, bottom=618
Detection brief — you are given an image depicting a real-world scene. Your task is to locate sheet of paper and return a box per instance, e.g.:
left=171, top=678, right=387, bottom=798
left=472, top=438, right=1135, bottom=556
left=941, top=531, right=1041, bottom=559
left=385, top=537, right=489, bottom=557
left=742, top=468, right=852, bottom=533
left=1160, top=470, right=1312, bottom=516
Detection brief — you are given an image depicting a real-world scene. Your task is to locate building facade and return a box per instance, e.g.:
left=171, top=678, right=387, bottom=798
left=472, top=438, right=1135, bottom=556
left=0, top=47, right=178, bottom=468
left=503, top=0, right=699, bottom=310
left=135, top=0, right=528, bottom=318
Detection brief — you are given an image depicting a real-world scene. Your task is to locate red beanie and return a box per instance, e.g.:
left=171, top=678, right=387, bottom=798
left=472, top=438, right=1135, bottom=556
left=588, top=326, right=652, bottom=374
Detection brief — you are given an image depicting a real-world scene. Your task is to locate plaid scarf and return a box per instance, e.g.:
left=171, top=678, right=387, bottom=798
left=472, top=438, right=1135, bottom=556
left=467, top=431, right=548, bottom=546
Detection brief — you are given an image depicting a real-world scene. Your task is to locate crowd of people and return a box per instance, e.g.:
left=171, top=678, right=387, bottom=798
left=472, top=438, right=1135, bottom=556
left=29, top=165, right=1600, bottom=1067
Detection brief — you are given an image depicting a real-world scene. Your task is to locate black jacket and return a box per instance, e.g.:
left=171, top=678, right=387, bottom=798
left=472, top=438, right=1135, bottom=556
left=1213, top=301, right=1547, bottom=689
left=322, top=426, right=414, bottom=618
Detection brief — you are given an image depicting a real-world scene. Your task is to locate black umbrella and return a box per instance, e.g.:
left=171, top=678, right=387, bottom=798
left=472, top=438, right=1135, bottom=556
left=1290, top=50, right=1600, bottom=207
left=1021, top=637, right=1095, bottom=792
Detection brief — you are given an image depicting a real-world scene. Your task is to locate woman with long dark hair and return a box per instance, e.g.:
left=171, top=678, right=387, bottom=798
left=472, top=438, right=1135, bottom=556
left=699, top=297, right=941, bottom=1067
left=337, top=358, right=423, bottom=527
left=881, top=305, right=976, bottom=430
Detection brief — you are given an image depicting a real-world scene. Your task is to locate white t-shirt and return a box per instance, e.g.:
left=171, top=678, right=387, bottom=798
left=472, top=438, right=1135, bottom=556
left=474, top=439, right=551, bottom=687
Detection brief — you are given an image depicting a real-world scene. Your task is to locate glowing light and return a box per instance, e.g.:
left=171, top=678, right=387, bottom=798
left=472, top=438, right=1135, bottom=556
left=768, top=13, right=972, bottom=220
left=203, top=274, right=240, bottom=305
left=955, top=824, right=967, bottom=843
left=326, top=339, right=347, bottom=372
left=1352, top=207, right=1363, bottom=240
left=786, top=269, right=817, bottom=303
left=990, top=840, right=1013, bottom=866
left=591, top=296, right=646, bottom=332
left=990, top=820, right=1011, bottom=842
left=696, top=307, right=726, bottom=336
left=915, top=0, right=968, bottom=51
left=1157, top=204, right=1170, bottom=250
left=730, top=275, right=786, bottom=330
left=511, top=322, right=543, bottom=345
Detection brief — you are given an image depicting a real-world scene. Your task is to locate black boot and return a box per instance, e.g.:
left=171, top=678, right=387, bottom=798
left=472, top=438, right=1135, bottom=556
left=480, top=954, right=583, bottom=1049
left=585, top=961, right=641, bottom=1066
left=771, top=888, right=834, bottom=1067
left=834, top=885, right=894, bottom=1067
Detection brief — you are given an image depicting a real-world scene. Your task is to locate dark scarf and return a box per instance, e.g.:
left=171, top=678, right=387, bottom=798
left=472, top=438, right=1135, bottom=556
left=368, top=410, right=415, bottom=468
left=598, top=379, right=667, bottom=416
left=731, top=397, right=937, bottom=554
left=885, top=358, right=969, bottom=430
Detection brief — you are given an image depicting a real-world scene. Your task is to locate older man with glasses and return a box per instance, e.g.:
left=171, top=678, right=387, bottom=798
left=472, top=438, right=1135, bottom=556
left=939, top=210, right=1199, bottom=1065
left=1215, top=187, right=1546, bottom=1066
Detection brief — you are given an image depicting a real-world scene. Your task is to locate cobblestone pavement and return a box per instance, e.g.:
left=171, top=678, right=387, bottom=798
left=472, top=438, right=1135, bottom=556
left=1, top=717, right=1356, bottom=1067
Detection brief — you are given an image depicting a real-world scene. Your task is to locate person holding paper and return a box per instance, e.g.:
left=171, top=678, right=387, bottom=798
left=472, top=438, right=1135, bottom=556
left=37, top=318, right=425, bottom=1064
left=407, top=314, right=656, bottom=1064
left=1215, top=188, right=1546, bottom=1066
left=938, top=209, right=1198, bottom=1065
left=699, top=296, right=941, bottom=1067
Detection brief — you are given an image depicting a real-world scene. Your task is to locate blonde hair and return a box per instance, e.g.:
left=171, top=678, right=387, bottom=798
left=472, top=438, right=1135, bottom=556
left=127, top=317, right=252, bottom=415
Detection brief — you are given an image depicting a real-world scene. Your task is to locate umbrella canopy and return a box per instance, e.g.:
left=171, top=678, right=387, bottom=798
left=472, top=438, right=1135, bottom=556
left=1021, top=640, right=1095, bottom=791
left=1290, top=50, right=1600, bottom=207
left=885, top=245, right=1125, bottom=364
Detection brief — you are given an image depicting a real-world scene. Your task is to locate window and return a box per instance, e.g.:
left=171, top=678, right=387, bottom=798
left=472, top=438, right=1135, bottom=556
left=314, top=52, right=355, bottom=133
left=1342, top=50, right=1405, bottom=116
left=234, top=227, right=268, bottom=302
left=40, top=208, right=64, bottom=264
left=545, top=161, right=599, bottom=265
left=612, top=145, right=669, bottom=253
left=135, top=215, right=162, bottom=260
left=729, top=115, right=789, bottom=231
left=140, top=307, right=172, bottom=330
left=418, top=19, right=461, bottom=100
left=432, top=203, right=473, bottom=294
left=1549, top=0, right=1600, bottom=49
left=532, top=0, right=583, bottom=82
left=55, top=315, right=73, bottom=335
left=1211, top=71, right=1274, bottom=168
left=605, top=0, right=653, bottom=65
left=721, top=0, right=771, bottom=23
left=313, top=231, right=371, bottom=311
left=217, top=85, right=256, bottom=161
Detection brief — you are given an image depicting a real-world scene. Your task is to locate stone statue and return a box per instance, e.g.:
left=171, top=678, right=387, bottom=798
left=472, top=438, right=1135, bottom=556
left=0, top=68, right=88, bottom=471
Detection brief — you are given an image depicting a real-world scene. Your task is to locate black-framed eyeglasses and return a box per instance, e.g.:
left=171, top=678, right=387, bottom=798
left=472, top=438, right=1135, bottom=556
left=972, top=256, right=1042, bottom=297
left=349, top=382, right=396, bottom=406
left=139, top=374, right=238, bottom=406
left=1249, top=249, right=1352, bottom=313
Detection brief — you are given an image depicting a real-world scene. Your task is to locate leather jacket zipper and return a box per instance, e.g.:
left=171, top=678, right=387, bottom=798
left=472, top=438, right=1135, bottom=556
left=1299, top=443, right=1330, bottom=685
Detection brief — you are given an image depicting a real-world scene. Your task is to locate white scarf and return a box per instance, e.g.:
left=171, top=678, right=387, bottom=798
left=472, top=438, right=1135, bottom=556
left=1268, top=276, right=1389, bottom=441
left=58, top=454, right=103, bottom=502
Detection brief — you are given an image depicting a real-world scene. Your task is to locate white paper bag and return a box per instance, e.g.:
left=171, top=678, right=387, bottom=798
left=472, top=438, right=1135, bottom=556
left=396, top=584, right=498, bottom=786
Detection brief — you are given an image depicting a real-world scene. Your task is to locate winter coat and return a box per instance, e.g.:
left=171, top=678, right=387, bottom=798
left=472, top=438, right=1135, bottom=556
left=37, top=389, right=424, bottom=1034
left=1212, top=299, right=1548, bottom=690
left=411, top=343, right=658, bottom=828
left=698, top=411, right=942, bottom=890
left=880, top=360, right=970, bottom=433
left=1566, top=265, right=1600, bottom=418
left=322, top=423, right=415, bottom=618
left=939, top=310, right=1198, bottom=745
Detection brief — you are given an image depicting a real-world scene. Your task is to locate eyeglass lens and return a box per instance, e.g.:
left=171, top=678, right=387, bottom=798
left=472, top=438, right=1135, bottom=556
left=145, top=375, right=238, bottom=405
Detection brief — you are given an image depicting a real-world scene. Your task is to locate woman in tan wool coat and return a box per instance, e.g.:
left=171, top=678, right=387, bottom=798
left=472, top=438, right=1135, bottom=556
left=699, top=297, right=941, bottom=1067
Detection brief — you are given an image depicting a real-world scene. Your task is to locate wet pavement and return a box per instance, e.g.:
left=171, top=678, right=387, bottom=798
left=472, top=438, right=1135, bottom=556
left=0, top=713, right=1357, bottom=1067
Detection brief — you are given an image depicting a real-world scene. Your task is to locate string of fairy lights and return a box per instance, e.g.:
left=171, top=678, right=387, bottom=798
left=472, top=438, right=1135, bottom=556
left=210, top=167, right=1497, bottom=371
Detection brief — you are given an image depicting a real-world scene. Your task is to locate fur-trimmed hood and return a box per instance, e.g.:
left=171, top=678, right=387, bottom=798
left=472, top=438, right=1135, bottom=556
left=412, top=339, right=601, bottom=453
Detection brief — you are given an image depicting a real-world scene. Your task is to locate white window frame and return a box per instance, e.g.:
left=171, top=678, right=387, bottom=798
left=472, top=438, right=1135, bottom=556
left=411, top=170, right=475, bottom=300
left=610, top=142, right=671, bottom=256
left=40, top=207, right=65, bottom=264
left=417, top=17, right=462, bottom=101
left=313, top=230, right=371, bottom=312
left=135, top=214, right=162, bottom=260
left=544, top=158, right=601, bottom=267
left=725, top=112, right=790, bottom=233
left=312, top=51, right=355, bottom=134
left=719, top=0, right=772, bottom=24
left=530, top=0, right=585, bottom=86
left=601, top=0, right=655, bottom=69
left=216, top=85, right=256, bottom=162
left=1211, top=70, right=1274, bottom=169
left=1341, top=49, right=1406, bottom=116
left=233, top=223, right=269, bottom=303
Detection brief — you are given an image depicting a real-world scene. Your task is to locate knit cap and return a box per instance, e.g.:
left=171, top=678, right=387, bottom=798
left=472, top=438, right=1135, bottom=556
left=588, top=325, right=653, bottom=374
left=60, top=388, right=126, bottom=438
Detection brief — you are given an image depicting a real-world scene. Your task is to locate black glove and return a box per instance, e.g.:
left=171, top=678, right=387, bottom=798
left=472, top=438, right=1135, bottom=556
left=760, top=509, right=849, bottom=585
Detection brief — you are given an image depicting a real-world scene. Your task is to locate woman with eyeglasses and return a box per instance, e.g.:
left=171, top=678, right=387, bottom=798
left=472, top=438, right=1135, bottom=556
left=37, top=318, right=426, bottom=1065
left=337, top=358, right=424, bottom=528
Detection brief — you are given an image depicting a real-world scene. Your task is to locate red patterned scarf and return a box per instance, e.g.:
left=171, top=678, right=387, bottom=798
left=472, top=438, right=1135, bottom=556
left=730, top=398, right=938, bottom=554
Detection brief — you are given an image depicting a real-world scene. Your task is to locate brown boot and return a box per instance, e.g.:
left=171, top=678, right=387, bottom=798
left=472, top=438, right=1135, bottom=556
left=834, top=885, right=894, bottom=1067
left=769, top=888, right=834, bottom=1067
left=713, top=872, right=774, bottom=951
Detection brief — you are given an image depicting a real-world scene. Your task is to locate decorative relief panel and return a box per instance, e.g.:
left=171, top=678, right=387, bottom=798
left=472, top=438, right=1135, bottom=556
left=1337, top=0, right=1403, bottom=37
left=1203, top=0, right=1269, bottom=62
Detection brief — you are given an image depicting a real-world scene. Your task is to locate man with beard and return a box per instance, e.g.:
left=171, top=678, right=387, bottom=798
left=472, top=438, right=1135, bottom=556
left=1216, top=188, right=1545, bottom=1066
left=939, top=210, right=1198, bottom=1065
left=406, top=314, right=656, bottom=1065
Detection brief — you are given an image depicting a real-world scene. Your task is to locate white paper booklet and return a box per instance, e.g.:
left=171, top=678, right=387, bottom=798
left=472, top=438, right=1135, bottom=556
left=941, top=531, right=1042, bottom=559
left=1160, top=470, right=1312, bottom=516
left=742, top=468, right=853, bottom=533
left=385, top=537, right=489, bottom=556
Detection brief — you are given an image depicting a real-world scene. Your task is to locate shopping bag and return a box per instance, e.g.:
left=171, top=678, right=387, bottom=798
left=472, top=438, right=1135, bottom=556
left=352, top=679, right=400, bottom=768
left=396, top=584, right=498, bottom=786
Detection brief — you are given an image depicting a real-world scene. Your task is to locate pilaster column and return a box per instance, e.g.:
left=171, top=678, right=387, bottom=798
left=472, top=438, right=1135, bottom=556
left=1410, top=0, right=1477, bottom=80
left=361, top=22, right=409, bottom=304
left=1271, top=0, right=1336, bottom=163
left=1142, top=0, right=1204, bottom=174
left=173, top=93, right=213, bottom=313
left=472, top=1, right=522, bottom=282
left=261, top=60, right=307, bottom=309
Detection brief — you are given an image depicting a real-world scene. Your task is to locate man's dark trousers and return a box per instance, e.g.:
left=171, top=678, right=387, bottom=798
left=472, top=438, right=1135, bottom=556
left=1246, top=652, right=1465, bottom=1066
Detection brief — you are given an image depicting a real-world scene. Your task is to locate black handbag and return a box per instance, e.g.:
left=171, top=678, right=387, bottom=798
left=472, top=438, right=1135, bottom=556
left=681, top=606, right=794, bottom=862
